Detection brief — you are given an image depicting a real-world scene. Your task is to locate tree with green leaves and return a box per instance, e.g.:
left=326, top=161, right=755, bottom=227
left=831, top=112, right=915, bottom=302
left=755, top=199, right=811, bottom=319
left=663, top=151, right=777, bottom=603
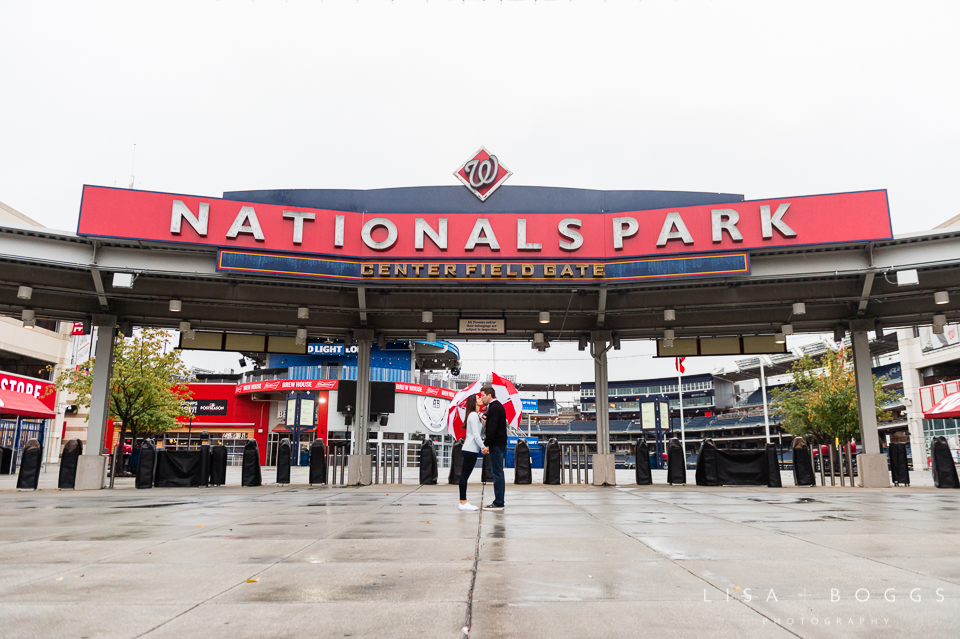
left=770, top=349, right=897, bottom=445
left=49, top=328, right=193, bottom=464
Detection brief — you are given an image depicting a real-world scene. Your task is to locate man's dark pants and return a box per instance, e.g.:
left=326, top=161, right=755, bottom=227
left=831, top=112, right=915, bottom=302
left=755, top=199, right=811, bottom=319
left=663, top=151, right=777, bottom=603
left=489, top=445, right=506, bottom=507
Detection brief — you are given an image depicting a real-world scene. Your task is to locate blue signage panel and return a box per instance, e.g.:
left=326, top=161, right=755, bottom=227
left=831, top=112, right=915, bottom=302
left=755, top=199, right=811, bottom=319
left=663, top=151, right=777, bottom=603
left=520, top=398, right=538, bottom=412
left=507, top=436, right=544, bottom=469
left=217, top=250, right=749, bottom=284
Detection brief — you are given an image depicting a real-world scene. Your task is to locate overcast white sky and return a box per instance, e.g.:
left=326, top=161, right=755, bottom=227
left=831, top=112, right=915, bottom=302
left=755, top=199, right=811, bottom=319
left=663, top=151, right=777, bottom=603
left=2, top=1, right=957, bottom=396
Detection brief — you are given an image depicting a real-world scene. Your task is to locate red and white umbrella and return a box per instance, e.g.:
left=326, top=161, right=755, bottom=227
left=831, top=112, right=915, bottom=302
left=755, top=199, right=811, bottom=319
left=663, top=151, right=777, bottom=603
left=445, top=372, right=524, bottom=440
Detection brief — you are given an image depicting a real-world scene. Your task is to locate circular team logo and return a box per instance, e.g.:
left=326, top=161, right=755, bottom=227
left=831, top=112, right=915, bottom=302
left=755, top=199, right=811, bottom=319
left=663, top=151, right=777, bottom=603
left=418, top=395, right=449, bottom=433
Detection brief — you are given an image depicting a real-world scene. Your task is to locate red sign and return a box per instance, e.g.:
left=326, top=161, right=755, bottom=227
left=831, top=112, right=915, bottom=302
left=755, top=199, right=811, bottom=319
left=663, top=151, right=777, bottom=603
left=71, top=322, right=85, bottom=336
left=0, top=373, right=57, bottom=411
left=235, top=379, right=338, bottom=395
left=77, top=186, right=892, bottom=263
left=234, top=378, right=455, bottom=400
left=394, top=382, right=456, bottom=400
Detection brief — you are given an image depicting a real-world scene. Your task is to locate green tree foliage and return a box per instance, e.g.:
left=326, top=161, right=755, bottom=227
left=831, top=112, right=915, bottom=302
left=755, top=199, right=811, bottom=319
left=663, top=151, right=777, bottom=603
left=770, top=349, right=897, bottom=445
left=50, top=328, right=193, bottom=453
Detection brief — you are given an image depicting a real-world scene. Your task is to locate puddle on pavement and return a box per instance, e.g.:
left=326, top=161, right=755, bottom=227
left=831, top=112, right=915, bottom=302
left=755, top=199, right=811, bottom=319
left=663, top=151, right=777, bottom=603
left=116, top=502, right=191, bottom=509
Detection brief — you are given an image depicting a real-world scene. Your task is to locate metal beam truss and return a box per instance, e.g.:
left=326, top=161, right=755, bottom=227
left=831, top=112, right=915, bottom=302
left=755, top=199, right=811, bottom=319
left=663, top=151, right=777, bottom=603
left=2, top=225, right=960, bottom=342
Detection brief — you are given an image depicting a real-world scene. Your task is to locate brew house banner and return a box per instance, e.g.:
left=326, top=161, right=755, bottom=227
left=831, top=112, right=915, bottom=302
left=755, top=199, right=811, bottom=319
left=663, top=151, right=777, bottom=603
left=77, top=185, right=892, bottom=284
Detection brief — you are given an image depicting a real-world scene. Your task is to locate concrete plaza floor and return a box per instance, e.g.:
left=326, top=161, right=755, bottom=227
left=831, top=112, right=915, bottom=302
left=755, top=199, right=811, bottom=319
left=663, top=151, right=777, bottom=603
left=1, top=467, right=958, bottom=638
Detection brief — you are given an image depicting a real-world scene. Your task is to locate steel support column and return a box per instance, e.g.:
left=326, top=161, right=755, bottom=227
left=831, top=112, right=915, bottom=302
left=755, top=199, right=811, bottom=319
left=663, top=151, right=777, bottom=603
left=591, top=335, right=616, bottom=485
left=851, top=324, right=890, bottom=488
left=592, top=340, right=610, bottom=455
left=348, top=331, right=373, bottom=485
left=355, top=338, right=372, bottom=450
left=76, top=315, right=116, bottom=490
left=87, top=317, right=117, bottom=456
left=851, top=328, right=880, bottom=455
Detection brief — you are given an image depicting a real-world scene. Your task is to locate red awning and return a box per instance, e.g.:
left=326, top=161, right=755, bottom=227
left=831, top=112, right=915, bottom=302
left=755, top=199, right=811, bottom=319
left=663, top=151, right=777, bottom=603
left=0, top=390, right=56, bottom=419
left=924, top=391, right=960, bottom=419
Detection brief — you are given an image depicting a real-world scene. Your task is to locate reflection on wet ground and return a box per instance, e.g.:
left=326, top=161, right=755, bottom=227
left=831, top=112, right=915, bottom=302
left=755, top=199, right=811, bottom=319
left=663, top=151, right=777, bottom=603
left=0, top=472, right=959, bottom=638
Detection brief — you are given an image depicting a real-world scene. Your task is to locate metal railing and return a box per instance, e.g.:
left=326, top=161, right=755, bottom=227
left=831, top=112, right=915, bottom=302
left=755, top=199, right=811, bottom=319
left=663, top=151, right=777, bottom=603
left=559, top=442, right=591, bottom=484
left=374, top=443, right=403, bottom=484
left=813, top=444, right=857, bottom=486
left=327, top=440, right=350, bottom=485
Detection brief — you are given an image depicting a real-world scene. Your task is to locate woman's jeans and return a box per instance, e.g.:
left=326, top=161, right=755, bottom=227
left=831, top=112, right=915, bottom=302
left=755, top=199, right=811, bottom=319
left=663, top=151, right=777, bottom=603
left=460, top=451, right=478, bottom=501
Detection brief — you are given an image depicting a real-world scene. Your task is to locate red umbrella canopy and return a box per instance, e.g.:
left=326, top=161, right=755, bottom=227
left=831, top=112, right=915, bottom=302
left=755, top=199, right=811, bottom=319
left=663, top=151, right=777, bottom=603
left=924, top=391, right=960, bottom=420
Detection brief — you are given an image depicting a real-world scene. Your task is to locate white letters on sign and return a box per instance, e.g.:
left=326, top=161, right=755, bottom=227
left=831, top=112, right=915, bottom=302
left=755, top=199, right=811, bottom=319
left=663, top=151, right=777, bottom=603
left=0, top=376, right=45, bottom=399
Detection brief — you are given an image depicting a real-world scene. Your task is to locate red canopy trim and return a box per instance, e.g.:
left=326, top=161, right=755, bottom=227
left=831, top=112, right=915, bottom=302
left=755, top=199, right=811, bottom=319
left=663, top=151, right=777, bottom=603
left=924, top=391, right=960, bottom=420
left=0, top=389, right=56, bottom=419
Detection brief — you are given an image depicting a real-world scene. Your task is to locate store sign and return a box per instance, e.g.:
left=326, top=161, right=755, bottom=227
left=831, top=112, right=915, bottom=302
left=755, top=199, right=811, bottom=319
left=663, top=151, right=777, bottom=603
left=417, top=395, right=449, bottom=433
left=0, top=374, right=56, bottom=410
left=77, top=187, right=892, bottom=284
left=187, top=399, right=228, bottom=416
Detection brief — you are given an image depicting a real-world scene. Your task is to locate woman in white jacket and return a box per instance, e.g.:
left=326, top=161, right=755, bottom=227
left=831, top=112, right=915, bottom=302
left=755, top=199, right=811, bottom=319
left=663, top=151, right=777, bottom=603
left=459, top=394, right=484, bottom=511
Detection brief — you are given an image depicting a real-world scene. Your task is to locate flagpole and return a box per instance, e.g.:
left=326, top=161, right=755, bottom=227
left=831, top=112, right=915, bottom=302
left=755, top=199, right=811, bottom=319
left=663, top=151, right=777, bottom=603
left=677, top=359, right=686, bottom=463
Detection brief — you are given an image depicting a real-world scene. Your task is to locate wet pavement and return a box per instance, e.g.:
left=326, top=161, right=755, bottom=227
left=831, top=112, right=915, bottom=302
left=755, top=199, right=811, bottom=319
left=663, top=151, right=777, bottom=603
left=0, top=467, right=958, bottom=638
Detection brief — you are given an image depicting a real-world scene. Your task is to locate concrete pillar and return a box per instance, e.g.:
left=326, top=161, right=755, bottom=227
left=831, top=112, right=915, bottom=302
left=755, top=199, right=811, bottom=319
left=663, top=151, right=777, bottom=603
left=896, top=327, right=931, bottom=471
left=850, top=326, right=890, bottom=488
left=591, top=335, right=615, bottom=485
left=76, top=315, right=116, bottom=490
left=593, top=343, right=610, bottom=455
left=349, top=331, right=373, bottom=485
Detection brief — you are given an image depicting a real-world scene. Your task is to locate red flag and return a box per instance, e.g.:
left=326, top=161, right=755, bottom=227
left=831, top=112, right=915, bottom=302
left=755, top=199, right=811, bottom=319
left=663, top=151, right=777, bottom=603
left=675, top=357, right=686, bottom=374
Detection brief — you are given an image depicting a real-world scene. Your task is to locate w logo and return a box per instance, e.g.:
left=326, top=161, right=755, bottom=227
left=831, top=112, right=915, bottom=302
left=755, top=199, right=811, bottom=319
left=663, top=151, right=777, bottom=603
left=454, top=147, right=512, bottom=201
left=463, top=155, right=500, bottom=189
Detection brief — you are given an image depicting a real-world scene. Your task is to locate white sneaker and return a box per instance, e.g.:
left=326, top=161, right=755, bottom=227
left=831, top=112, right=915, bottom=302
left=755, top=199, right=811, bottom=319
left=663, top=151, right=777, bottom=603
left=459, top=502, right=479, bottom=511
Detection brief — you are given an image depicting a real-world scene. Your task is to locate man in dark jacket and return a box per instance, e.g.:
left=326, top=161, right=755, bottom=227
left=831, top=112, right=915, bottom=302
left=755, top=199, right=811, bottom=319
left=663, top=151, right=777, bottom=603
left=480, top=385, right=508, bottom=510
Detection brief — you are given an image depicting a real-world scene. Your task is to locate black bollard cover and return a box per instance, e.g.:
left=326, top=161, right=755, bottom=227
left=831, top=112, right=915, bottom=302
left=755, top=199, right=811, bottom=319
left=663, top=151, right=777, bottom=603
left=136, top=439, right=157, bottom=489
left=889, top=442, right=910, bottom=486
left=209, top=445, right=228, bottom=485
left=514, top=439, right=533, bottom=485
left=481, top=451, right=493, bottom=483
left=276, top=438, right=292, bottom=484
left=419, top=440, right=439, bottom=485
left=154, top=450, right=206, bottom=487
left=765, top=443, right=782, bottom=488
left=931, top=436, right=959, bottom=489
left=791, top=438, right=815, bottom=486
left=0, top=447, right=14, bottom=474
left=634, top=439, right=652, bottom=485
left=308, top=438, right=327, bottom=485
left=58, top=439, right=83, bottom=489
left=695, top=439, right=719, bottom=486
left=667, top=438, right=686, bottom=485
left=241, top=440, right=263, bottom=487
left=16, top=439, right=42, bottom=490
left=543, top=438, right=562, bottom=485
left=448, top=439, right=464, bottom=485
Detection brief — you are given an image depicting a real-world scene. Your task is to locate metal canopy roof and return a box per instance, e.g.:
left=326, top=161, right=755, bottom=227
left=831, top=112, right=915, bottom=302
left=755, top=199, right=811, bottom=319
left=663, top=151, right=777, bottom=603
left=1, top=215, right=959, bottom=345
